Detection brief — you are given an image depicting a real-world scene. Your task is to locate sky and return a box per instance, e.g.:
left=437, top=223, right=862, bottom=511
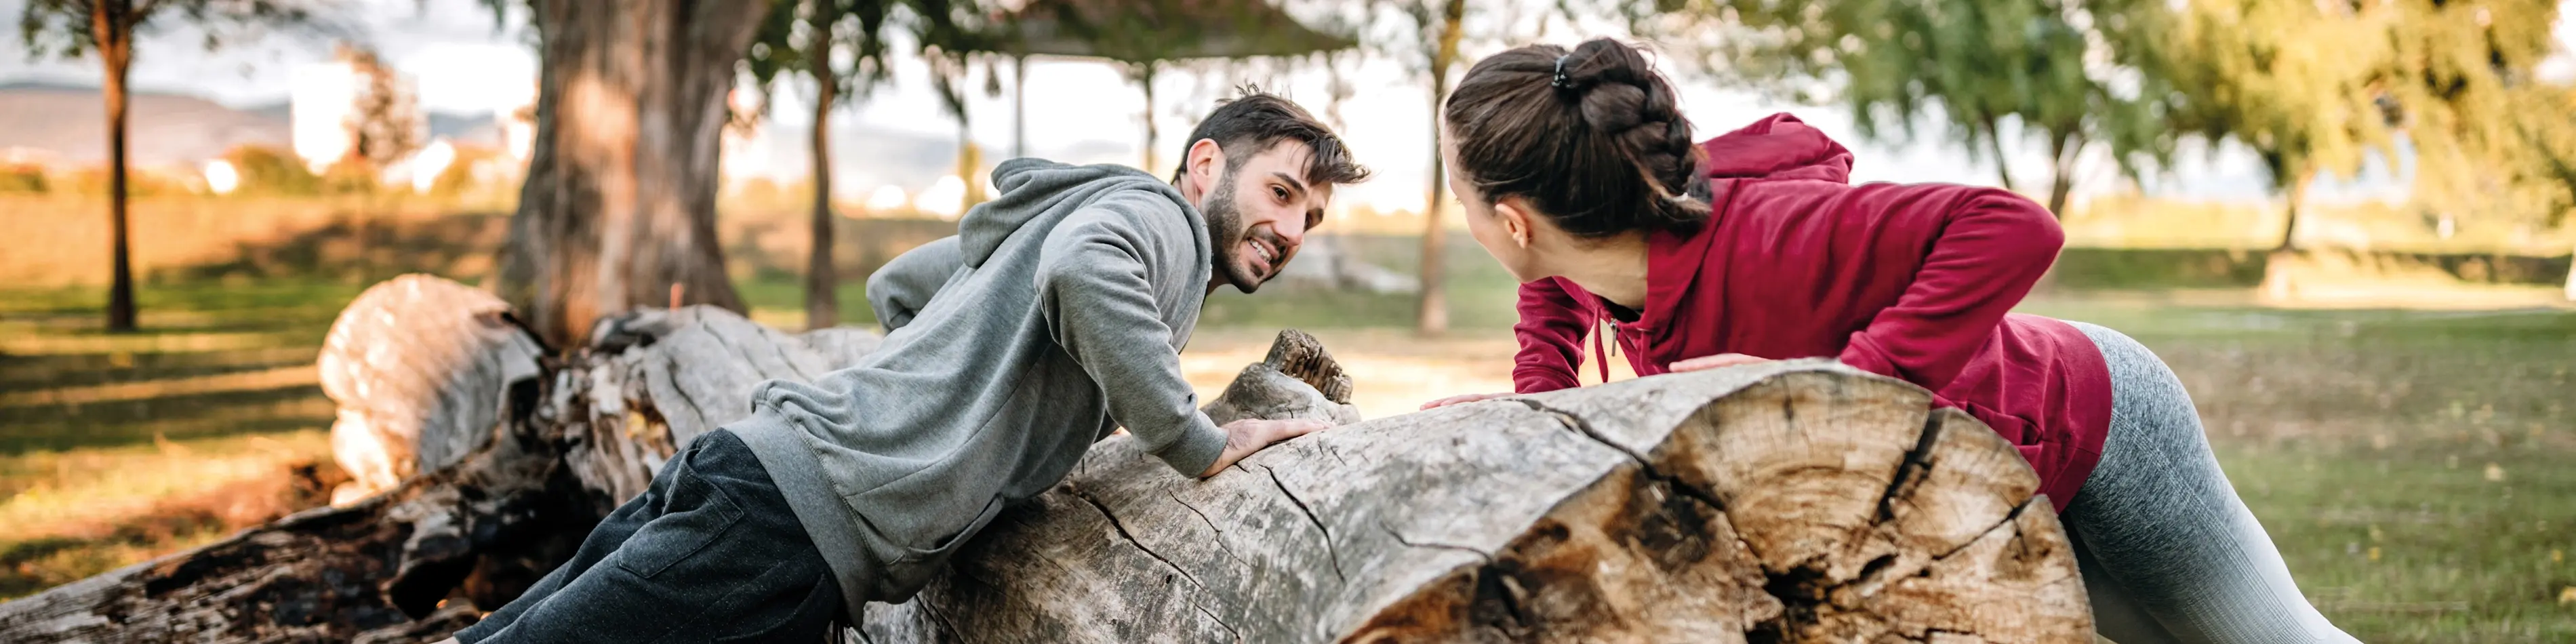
left=3, top=0, right=2571, bottom=214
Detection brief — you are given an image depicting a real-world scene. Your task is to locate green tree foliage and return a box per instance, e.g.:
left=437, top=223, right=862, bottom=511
left=2375, top=0, right=2571, bottom=228
left=221, top=144, right=321, bottom=196
left=0, top=163, right=49, bottom=194
left=1638, top=0, right=2172, bottom=217
left=2122, top=0, right=2405, bottom=251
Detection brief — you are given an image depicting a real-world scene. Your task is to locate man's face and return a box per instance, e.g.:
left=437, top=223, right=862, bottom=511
left=1199, top=141, right=1336, bottom=293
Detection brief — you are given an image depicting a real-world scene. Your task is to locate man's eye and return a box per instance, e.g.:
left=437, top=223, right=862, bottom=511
left=1272, top=186, right=1289, bottom=201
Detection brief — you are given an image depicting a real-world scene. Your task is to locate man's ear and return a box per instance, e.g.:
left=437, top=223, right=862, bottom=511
left=1184, top=138, right=1226, bottom=198
left=1495, top=197, right=1537, bottom=249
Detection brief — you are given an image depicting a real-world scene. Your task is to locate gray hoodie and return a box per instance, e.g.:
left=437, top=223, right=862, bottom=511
left=728, top=159, right=1226, bottom=618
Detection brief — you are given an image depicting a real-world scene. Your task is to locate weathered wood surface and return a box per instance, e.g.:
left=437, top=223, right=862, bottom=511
left=0, top=305, right=879, bottom=644
left=862, top=361, right=2090, bottom=643
left=318, top=275, right=546, bottom=503
left=0, top=276, right=2091, bottom=643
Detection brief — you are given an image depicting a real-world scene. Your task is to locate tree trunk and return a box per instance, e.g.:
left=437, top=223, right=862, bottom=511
left=1140, top=61, right=1161, bottom=175
left=2046, top=130, right=2082, bottom=219
left=0, top=278, right=2091, bottom=643
left=807, top=34, right=841, bottom=332
left=1984, top=114, right=2017, bottom=194
left=1012, top=56, right=1029, bottom=159
left=1415, top=0, right=1466, bottom=336
left=96, top=1, right=137, bottom=334
left=2273, top=168, right=2313, bottom=253
left=498, top=0, right=767, bottom=346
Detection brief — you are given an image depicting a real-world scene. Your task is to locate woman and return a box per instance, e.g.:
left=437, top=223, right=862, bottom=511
left=1422, top=38, right=2357, bottom=644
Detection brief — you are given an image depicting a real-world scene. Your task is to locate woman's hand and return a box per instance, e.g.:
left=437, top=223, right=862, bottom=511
left=1668, top=353, right=1771, bottom=372
left=1419, top=392, right=1516, bottom=410
left=1199, top=418, right=1331, bottom=477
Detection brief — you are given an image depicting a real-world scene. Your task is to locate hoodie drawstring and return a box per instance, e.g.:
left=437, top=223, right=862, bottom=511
left=1592, top=318, right=1613, bottom=384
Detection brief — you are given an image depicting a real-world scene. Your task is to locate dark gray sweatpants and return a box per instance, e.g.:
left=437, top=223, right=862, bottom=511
left=2062, top=322, right=2358, bottom=644
left=454, top=429, right=845, bottom=643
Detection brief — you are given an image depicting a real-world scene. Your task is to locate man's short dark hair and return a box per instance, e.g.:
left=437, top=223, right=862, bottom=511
left=1171, top=87, right=1371, bottom=187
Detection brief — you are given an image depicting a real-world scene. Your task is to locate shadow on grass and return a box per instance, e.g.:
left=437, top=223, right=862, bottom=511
left=0, top=387, right=331, bottom=456
left=0, top=458, right=346, bottom=601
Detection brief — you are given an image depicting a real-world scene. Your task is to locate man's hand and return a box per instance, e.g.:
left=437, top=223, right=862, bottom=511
left=1199, top=418, right=1331, bottom=477
left=1419, top=392, right=1515, bottom=410
left=1668, top=353, right=1770, bottom=372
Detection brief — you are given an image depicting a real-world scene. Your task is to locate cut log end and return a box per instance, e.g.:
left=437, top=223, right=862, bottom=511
left=1344, top=372, right=2090, bottom=644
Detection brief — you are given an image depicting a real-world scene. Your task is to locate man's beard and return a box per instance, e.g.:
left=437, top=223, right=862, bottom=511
left=1201, top=170, right=1272, bottom=293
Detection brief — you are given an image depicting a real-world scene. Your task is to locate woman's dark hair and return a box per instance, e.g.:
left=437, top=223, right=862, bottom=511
left=1443, top=39, right=1709, bottom=237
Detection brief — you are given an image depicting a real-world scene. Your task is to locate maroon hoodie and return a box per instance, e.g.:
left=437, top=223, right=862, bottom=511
left=1510, top=113, right=2111, bottom=510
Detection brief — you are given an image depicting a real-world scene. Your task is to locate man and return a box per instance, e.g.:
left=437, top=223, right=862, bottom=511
left=444, top=91, right=1370, bottom=643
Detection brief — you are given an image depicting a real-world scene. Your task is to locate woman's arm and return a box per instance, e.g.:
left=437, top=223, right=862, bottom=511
left=1836, top=188, right=2062, bottom=391
left=1512, top=277, right=1592, bottom=394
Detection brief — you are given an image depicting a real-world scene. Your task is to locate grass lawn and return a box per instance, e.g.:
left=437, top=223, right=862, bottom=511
left=2, top=273, right=2571, bottom=643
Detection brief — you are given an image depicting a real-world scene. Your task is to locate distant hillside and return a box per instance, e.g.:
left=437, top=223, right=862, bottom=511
left=0, top=81, right=1152, bottom=190
left=0, top=81, right=500, bottom=167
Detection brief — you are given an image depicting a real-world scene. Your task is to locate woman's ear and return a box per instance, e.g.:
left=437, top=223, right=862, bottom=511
left=1494, top=197, right=1537, bottom=249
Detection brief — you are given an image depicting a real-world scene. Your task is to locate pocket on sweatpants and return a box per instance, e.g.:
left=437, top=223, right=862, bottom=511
left=613, top=466, right=746, bottom=579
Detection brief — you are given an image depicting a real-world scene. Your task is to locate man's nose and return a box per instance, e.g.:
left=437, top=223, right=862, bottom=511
left=1272, top=214, right=1308, bottom=251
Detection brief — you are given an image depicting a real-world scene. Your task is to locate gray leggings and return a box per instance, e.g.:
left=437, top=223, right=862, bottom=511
left=2061, top=322, right=2358, bottom=644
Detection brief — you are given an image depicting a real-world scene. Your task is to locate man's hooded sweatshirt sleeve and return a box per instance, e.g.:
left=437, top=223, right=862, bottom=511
left=724, top=159, right=1225, bottom=621
left=1037, top=198, right=1229, bottom=474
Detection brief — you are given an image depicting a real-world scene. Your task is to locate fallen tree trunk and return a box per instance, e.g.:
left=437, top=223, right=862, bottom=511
left=862, top=363, right=2089, bottom=643
left=0, top=278, right=2090, bottom=643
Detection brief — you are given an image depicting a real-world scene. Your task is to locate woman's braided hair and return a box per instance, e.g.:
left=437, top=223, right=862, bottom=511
left=1443, top=38, right=1710, bottom=237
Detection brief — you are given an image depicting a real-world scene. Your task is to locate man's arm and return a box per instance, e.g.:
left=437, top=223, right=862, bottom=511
left=866, top=236, right=963, bottom=333
left=1034, top=208, right=1234, bottom=477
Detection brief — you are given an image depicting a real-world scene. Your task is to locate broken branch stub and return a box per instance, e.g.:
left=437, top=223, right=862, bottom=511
left=1201, top=329, right=1363, bottom=427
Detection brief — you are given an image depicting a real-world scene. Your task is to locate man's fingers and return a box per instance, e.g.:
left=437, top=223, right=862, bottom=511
left=1273, top=418, right=1330, bottom=439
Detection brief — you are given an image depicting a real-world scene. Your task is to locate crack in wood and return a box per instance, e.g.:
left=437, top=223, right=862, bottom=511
left=1512, top=399, right=1731, bottom=515
left=1070, top=489, right=1205, bottom=589
left=658, top=353, right=710, bottom=441
left=759, top=327, right=819, bottom=382
left=1376, top=521, right=1495, bottom=565
left=694, top=320, right=764, bottom=371
left=917, top=594, right=966, bottom=641
left=1931, top=500, right=2033, bottom=564
left=1260, top=464, right=1346, bottom=583
left=1186, top=595, right=1245, bottom=643
left=1167, top=490, right=1250, bottom=569
left=1874, top=411, right=1948, bottom=523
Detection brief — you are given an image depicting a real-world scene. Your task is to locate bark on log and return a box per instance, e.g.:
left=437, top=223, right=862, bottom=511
left=0, top=280, right=2091, bottom=643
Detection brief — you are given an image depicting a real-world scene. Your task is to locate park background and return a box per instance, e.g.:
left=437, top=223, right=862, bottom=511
left=3, top=0, right=2575, bottom=641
